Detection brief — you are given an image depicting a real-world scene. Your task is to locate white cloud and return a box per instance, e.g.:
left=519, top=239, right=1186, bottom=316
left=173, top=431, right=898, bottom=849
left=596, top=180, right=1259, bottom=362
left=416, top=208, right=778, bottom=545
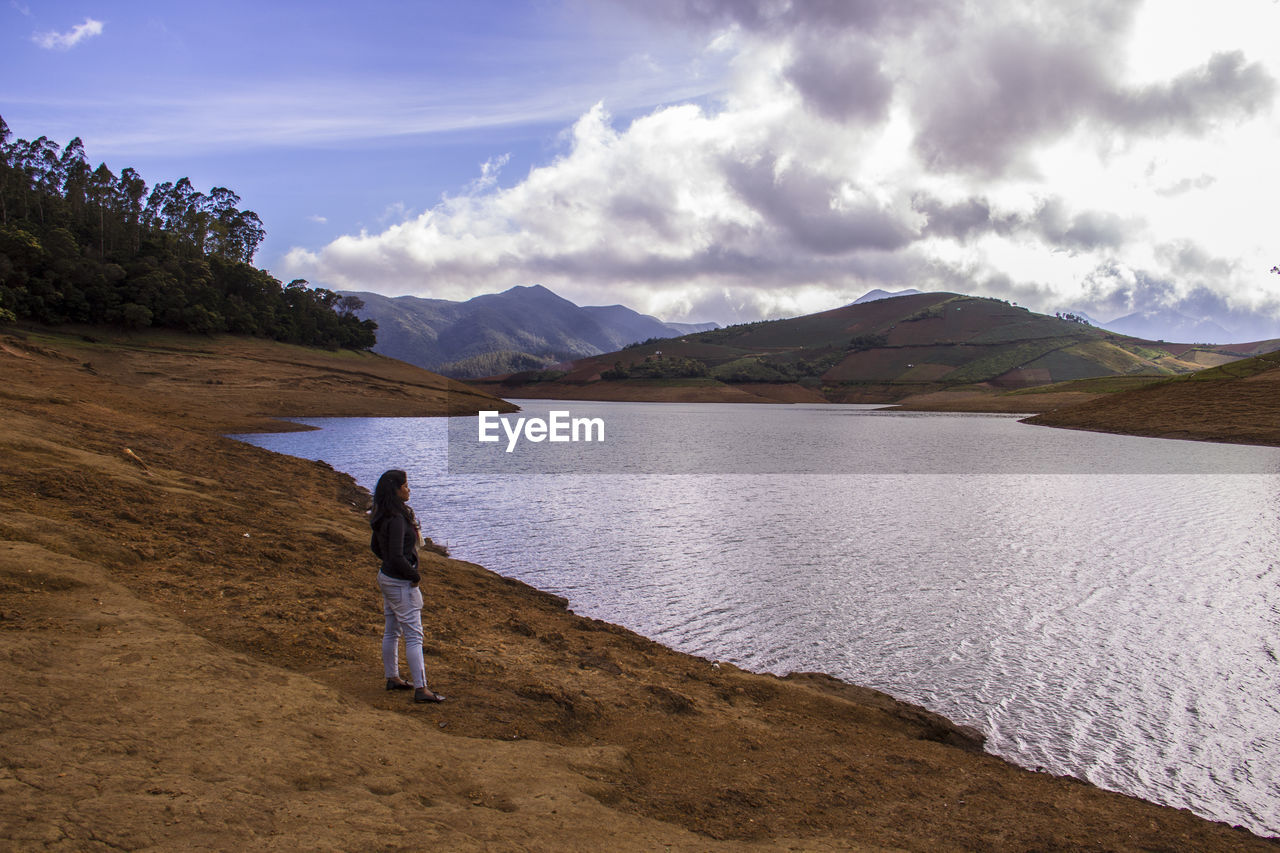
left=284, top=0, right=1280, bottom=334
left=466, top=153, right=511, bottom=194
left=33, top=17, right=104, bottom=50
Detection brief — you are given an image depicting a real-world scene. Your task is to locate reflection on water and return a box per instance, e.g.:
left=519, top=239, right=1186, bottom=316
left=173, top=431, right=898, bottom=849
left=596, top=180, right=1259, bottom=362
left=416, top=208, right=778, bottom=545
left=235, top=401, right=1280, bottom=836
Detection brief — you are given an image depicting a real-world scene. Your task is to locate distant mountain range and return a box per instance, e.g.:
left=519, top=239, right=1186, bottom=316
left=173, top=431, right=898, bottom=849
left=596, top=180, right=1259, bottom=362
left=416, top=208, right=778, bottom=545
left=339, top=285, right=717, bottom=378
left=1057, top=305, right=1265, bottom=344
left=478, top=291, right=1280, bottom=404
left=1099, top=308, right=1233, bottom=344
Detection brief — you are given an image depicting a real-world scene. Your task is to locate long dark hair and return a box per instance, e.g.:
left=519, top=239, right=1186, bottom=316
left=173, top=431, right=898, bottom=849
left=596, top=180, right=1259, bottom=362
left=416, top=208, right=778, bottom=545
left=370, top=469, right=417, bottom=532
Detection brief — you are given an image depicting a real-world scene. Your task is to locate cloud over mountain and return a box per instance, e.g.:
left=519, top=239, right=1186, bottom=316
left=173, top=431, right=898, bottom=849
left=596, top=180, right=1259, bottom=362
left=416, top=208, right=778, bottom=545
left=283, top=0, right=1280, bottom=336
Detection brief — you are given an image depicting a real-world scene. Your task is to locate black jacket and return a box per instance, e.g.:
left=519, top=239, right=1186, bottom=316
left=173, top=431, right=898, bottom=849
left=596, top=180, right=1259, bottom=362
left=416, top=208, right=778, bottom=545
left=375, top=513, right=420, bottom=584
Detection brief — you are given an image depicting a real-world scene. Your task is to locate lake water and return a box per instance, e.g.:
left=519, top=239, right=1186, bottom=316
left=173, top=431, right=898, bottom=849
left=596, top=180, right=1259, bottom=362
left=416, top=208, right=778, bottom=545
left=235, top=400, right=1280, bottom=836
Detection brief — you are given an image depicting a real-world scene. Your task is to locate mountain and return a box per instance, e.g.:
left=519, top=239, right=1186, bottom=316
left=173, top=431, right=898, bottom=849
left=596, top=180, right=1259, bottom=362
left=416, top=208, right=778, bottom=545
left=480, top=291, right=1280, bottom=404
left=852, top=288, right=923, bottom=304
left=1101, top=308, right=1233, bottom=344
left=579, top=304, right=717, bottom=348
left=339, top=285, right=718, bottom=378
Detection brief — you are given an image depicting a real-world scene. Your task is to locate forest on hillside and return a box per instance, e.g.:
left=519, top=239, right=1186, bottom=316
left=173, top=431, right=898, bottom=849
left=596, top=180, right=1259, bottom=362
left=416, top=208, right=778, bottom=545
left=0, top=117, right=375, bottom=349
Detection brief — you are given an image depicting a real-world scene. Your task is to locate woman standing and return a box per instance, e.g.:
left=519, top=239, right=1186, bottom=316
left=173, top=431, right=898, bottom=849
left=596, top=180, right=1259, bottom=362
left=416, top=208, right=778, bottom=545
left=370, top=469, right=445, bottom=703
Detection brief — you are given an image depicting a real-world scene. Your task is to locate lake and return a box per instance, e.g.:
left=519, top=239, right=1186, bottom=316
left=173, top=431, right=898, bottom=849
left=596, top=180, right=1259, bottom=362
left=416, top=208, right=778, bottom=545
left=235, top=400, right=1280, bottom=836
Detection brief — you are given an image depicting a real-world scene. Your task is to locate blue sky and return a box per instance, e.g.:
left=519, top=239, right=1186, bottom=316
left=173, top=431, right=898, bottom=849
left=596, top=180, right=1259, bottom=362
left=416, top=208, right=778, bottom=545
left=5, top=1, right=1280, bottom=340
left=3, top=2, right=713, bottom=256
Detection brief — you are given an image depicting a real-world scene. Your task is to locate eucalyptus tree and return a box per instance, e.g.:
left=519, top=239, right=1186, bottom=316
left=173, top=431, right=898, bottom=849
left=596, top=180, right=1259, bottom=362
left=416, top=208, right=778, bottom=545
left=19, top=136, right=63, bottom=223
left=58, top=137, right=89, bottom=224
left=0, top=116, right=11, bottom=224
left=87, top=162, right=117, bottom=256
left=117, top=167, right=147, bottom=251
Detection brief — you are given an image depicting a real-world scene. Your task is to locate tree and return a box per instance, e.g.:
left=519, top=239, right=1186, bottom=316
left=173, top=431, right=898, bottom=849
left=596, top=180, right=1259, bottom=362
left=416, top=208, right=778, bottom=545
left=0, top=116, right=11, bottom=224
left=58, top=137, right=89, bottom=224
left=163, top=177, right=206, bottom=248
left=87, top=162, right=117, bottom=256
left=205, top=186, right=240, bottom=257
left=336, top=294, right=365, bottom=317
left=227, top=209, right=264, bottom=262
left=120, top=302, right=153, bottom=329
left=20, top=136, right=62, bottom=223
left=117, top=167, right=147, bottom=251
left=0, top=117, right=375, bottom=349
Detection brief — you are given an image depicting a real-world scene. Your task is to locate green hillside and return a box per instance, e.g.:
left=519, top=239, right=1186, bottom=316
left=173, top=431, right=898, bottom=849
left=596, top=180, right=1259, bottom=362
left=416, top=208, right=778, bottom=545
left=494, top=292, right=1280, bottom=403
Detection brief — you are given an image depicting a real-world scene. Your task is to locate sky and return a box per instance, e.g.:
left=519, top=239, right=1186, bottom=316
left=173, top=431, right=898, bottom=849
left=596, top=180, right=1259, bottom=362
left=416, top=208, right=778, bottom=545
left=4, top=0, right=1280, bottom=340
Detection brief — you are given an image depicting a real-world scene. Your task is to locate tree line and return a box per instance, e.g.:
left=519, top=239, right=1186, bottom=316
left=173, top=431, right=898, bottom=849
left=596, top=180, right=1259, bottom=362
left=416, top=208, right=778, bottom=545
left=0, top=117, right=375, bottom=349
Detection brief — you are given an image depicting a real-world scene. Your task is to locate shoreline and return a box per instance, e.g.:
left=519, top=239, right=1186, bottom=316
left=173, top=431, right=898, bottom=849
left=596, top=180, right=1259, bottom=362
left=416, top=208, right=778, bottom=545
left=247, top=399, right=1280, bottom=832
left=1019, top=416, right=1280, bottom=449
left=2, top=327, right=1276, bottom=850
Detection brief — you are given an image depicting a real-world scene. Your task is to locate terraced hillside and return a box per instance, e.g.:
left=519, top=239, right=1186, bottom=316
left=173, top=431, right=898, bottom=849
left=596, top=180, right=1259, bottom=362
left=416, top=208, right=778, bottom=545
left=481, top=292, right=1279, bottom=404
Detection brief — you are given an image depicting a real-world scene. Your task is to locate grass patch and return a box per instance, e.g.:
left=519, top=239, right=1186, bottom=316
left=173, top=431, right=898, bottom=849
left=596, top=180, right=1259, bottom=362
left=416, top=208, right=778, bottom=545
left=624, top=377, right=726, bottom=388
left=942, top=339, right=1076, bottom=384
left=9, top=324, right=373, bottom=360
left=1005, top=375, right=1168, bottom=395
left=1168, top=349, right=1280, bottom=382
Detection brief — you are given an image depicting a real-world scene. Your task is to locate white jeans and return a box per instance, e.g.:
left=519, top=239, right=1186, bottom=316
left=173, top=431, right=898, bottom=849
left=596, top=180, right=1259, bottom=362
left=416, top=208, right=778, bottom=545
left=377, top=572, right=426, bottom=689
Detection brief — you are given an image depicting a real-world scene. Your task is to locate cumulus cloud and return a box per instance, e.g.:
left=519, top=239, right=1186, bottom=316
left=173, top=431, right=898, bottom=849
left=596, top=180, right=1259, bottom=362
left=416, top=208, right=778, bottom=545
left=285, top=0, right=1280, bottom=330
left=723, top=155, right=917, bottom=254
left=33, top=17, right=104, bottom=50
left=781, top=32, right=893, bottom=124
left=907, top=11, right=1274, bottom=176
left=1155, top=174, right=1216, bottom=197
left=1028, top=200, right=1137, bottom=252
left=1079, top=262, right=1175, bottom=318
left=613, top=0, right=929, bottom=37
left=910, top=14, right=1122, bottom=175
left=914, top=195, right=1139, bottom=252
left=1102, top=51, right=1274, bottom=133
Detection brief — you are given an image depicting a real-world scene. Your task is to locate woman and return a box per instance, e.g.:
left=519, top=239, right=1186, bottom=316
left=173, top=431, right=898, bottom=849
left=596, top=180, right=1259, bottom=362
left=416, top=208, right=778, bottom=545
left=370, top=469, right=445, bottom=703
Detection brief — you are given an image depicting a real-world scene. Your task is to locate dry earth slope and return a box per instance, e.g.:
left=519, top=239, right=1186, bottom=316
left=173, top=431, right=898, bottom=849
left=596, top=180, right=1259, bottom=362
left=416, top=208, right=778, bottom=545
left=1024, top=350, right=1280, bottom=446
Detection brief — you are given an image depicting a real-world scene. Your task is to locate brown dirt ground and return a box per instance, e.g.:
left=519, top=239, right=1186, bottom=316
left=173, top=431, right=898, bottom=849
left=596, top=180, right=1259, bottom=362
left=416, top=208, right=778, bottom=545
left=2, top=325, right=1276, bottom=851
left=886, top=389, right=1103, bottom=414
left=1024, top=366, right=1280, bottom=447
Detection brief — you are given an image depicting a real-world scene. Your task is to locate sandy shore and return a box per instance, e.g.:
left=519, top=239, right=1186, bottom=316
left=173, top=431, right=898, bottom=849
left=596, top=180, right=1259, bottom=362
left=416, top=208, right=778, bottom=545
left=1, top=326, right=1275, bottom=851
